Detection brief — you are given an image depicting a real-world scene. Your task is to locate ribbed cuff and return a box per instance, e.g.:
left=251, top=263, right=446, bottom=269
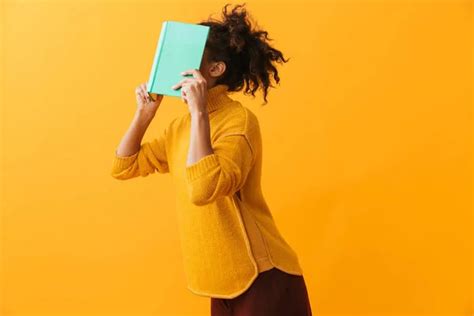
left=112, top=150, right=139, bottom=171
left=185, top=154, right=219, bottom=182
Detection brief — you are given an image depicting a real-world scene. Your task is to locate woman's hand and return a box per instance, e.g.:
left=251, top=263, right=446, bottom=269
left=135, top=82, right=163, bottom=122
left=171, top=69, right=208, bottom=116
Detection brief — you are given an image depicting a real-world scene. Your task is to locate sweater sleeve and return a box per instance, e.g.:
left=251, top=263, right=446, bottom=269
left=111, top=128, right=169, bottom=180
left=185, top=133, right=255, bottom=206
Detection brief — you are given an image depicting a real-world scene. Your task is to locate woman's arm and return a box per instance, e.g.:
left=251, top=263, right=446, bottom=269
left=184, top=97, right=255, bottom=206
left=172, top=69, right=255, bottom=205
left=185, top=130, right=255, bottom=206
left=111, top=83, right=169, bottom=179
left=186, top=111, right=214, bottom=166
left=115, top=111, right=153, bottom=157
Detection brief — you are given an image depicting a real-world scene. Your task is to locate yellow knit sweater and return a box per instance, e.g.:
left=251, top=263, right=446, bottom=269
left=111, top=84, right=304, bottom=298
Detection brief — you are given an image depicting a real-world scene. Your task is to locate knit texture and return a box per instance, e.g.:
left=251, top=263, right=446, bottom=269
left=111, top=84, right=304, bottom=298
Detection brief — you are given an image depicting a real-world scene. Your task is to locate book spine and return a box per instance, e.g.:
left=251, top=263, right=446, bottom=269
left=147, top=21, right=168, bottom=93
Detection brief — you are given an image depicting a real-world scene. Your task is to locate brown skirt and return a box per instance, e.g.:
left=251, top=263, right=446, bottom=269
left=210, top=267, right=313, bottom=316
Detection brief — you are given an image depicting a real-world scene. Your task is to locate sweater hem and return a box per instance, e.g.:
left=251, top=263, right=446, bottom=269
left=186, top=268, right=259, bottom=299
left=254, top=219, right=304, bottom=276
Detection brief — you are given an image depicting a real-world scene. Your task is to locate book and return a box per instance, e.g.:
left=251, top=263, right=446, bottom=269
left=146, top=21, right=210, bottom=100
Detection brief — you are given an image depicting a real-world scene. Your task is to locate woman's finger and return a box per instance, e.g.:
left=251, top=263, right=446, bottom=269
left=172, top=78, right=193, bottom=90
left=180, top=69, right=205, bottom=81
left=172, top=78, right=195, bottom=90
left=140, top=84, right=150, bottom=101
left=181, top=87, right=188, bottom=103
left=137, top=91, right=147, bottom=103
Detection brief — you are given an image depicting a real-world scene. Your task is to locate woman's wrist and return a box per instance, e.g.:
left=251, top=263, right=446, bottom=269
left=190, top=109, right=209, bottom=121
left=134, top=110, right=154, bottom=126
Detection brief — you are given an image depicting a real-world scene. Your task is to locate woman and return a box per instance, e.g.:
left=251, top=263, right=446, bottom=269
left=111, top=3, right=313, bottom=315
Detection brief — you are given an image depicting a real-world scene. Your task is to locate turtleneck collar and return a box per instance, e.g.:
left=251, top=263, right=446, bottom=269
left=206, top=84, right=232, bottom=113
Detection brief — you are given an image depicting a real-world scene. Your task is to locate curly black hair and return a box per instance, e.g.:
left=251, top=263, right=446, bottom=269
left=198, top=3, right=290, bottom=105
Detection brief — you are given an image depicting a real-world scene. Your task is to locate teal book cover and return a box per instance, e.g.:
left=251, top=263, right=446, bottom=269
left=147, top=21, right=210, bottom=98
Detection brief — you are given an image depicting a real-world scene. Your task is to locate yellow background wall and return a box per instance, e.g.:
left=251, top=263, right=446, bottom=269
left=1, top=0, right=472, bottom=315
